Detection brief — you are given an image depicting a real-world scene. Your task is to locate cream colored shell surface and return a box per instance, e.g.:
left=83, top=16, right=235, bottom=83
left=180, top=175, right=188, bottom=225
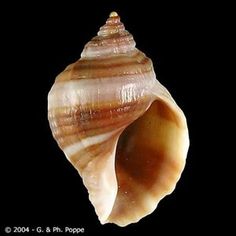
left=48, top=12, right=189, bottom=227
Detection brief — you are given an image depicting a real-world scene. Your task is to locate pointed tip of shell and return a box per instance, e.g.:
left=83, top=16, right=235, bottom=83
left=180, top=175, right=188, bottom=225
left=81, top=11, right=136, bottom=58
left=109, top=11, right=118, bottom=17
left=98, top=12, right=122, bottom=37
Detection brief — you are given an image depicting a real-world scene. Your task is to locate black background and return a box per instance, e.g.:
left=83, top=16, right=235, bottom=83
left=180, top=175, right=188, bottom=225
left=1, top=1, right=225, bottom=235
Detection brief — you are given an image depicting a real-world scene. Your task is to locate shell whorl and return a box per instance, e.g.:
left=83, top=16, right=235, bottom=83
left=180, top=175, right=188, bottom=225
left=81, top=12, right=136, bottom=58
left=53, top=12, right=153, bottom=82
left=48, top=12, right=189, bottom=227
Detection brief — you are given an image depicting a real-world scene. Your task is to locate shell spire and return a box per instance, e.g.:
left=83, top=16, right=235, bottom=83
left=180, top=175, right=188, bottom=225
left=81, top=12, right=136, bottom=58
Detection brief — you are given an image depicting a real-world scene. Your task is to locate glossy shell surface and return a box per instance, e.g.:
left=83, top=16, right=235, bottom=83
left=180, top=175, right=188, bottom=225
left=48, top=12, right=189, bottom=226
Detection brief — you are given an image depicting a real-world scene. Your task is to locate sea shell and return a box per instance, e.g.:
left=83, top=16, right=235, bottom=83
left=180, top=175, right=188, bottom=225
left=48, top=12, right=189, bottom=227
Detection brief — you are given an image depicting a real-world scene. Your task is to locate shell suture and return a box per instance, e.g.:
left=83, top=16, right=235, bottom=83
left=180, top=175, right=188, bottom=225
left=48, top=12, right=189, bottom=227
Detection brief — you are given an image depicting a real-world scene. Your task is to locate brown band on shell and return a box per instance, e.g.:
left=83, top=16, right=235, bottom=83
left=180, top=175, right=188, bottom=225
left=55, top=51, right=152, bottom=82
left=49, top=98, right=152, bottom=148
